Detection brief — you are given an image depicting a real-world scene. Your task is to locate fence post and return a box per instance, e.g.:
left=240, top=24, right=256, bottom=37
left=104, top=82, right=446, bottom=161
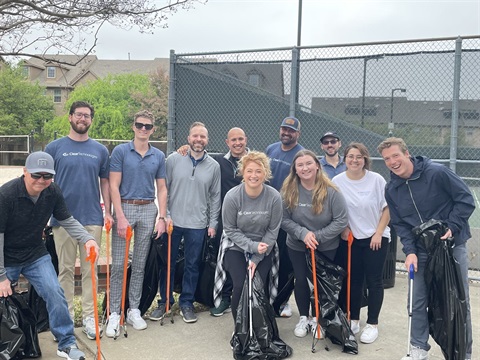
left=289, top=47, right=300, bottom=118
left=167, top=49, right=177, bottom=156
left=449, top=36, right=462, bottom=172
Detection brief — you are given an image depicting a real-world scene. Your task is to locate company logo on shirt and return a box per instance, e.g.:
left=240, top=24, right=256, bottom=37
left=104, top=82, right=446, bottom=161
left=298, top=202, right=312, bottom=208
left=238, top=210, right=269, bottom=216
left=62, top=152, right=98, bottom=159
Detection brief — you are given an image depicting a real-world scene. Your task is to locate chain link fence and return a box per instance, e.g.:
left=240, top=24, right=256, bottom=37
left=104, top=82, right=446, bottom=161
left=169, top=36, right=480, bottom=269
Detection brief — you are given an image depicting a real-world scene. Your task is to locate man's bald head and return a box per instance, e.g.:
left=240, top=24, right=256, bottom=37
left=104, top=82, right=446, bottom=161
left=226, top=127, right=247, bottom=158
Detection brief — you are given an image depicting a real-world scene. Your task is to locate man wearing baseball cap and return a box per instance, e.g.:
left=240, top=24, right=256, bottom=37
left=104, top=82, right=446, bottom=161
left=319, top=131, right=346, bottom=179
left=266, top=117, right=304, bottom=317
left=0, top=151, right=99, bottom=360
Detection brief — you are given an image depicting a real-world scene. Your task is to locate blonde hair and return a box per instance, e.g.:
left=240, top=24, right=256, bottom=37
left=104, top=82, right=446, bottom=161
left=377, top=137, right=408, bottom=155
left=281, top=149, right=338, bottom=215
left=238, top=151, right=272, bottom=181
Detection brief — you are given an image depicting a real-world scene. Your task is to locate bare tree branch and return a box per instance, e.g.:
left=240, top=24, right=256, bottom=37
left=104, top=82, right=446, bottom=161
left=0, top=0, right=204, bottom=65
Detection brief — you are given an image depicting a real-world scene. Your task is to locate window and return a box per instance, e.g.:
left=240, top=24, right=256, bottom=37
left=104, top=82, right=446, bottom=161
left=47, top=66, right=56, bottom=78
left=53, top=89, right=61, bottom=103
left=248, top=73, right=260, bottom=87
left=344, top=105, right=377, bottom=116
left=344, top=105, right=360, bottom=115
left=22, top=66, right=29, bottom=77
left=462, top=110, right=479, bottom=120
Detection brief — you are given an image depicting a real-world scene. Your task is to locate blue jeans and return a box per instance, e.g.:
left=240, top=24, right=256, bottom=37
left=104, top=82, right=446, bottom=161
left=6, top=255, right=76, bottom=349
left=158, top=226, right=206, bottom=308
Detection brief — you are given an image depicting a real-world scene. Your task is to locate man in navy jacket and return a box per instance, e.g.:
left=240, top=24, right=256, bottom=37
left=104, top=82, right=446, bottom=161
left=378, top=137, right=475, bottom=360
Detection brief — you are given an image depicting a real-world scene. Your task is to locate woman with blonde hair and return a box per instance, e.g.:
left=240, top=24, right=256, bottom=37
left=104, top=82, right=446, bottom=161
left=214, top=151, right=282, bottom=321
left=281, top=149, right=348, bottom=338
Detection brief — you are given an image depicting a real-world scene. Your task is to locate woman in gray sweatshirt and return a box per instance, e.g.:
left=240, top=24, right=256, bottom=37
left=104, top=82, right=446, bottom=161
left=213, top=151, right=282, bottom=322
left=281, top=149, right=348, bottom=338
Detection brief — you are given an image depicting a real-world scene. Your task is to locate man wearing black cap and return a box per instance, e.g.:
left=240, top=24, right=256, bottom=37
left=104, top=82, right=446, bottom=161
left=0, top=151, right=99, bottom=360
left=320, top=131, right=346, bottom=179
left=266, top=117, right=304, bottom=317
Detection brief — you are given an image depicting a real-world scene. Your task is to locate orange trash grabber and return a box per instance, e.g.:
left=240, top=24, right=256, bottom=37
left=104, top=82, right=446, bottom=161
left=310, top=247, right=322, bottom=352
left=86, top=247, right=103, bottom=360
left=347, top=231, right=354, bottom=322
left=162, top=222, right=174, bottom=325
left=119, top=225, right=132, bottom=339
left=104, top=219, right=112, bottom=324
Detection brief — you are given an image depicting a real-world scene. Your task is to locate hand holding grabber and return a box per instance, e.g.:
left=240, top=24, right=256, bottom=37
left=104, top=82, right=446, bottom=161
left=86, top=247, right=103, bottom=359
left=119, top=225, right=132, bottom=339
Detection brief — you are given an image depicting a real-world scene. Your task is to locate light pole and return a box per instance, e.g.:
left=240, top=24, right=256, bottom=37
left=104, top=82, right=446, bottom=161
left=389, top=88, right=406, bottom=136
left=361, top=54, right=384, bottom=127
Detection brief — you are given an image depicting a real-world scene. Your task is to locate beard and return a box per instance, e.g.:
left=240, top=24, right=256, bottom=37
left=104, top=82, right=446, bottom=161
left=70, top=120, right=90, bottom=135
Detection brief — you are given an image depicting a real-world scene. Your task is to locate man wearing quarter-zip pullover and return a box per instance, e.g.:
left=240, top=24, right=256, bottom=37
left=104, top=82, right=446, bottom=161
left=162, top=122, right=221, bottom=324
left=378, top=137, right=475, bottom=360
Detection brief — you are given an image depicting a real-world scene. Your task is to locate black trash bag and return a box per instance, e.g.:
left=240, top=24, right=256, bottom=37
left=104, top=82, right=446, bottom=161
left=232, top=272, right=292, bottom=360
left=413, top=219, right=467, bottom=360
left=194, top=235, right=218, bottom=308
left=139, top=232, right=167, bottom=315
left=173, top=238, right=185, bottom=294
left=305, top=250, right=358, bottom=355
left=43, top=226, right=58, bottom=275
left=0, top=291, right=41, bottom=360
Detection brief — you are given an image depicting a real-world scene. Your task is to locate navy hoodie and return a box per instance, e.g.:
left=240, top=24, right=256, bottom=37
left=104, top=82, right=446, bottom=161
left=385, top=156, right=475, bottom=256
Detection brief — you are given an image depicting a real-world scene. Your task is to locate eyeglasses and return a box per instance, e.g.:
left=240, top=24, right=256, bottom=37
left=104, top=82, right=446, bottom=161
left=31, top=173, right=54, bottom=180
left=322, top=139, right=338, bottom=145
left=346, top=155, right=364, bottom=161
left=134, top=122, right=154, bottom=130
left=72, top=112, right=92, bottom=120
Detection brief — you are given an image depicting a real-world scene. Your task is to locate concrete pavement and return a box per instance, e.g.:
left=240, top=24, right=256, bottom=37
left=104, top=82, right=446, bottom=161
left=35, top=273, right=479, bottom=360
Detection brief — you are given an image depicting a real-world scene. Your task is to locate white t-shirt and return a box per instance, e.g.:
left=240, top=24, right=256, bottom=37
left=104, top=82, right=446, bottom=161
left=332, top=170, right=390, bottom=240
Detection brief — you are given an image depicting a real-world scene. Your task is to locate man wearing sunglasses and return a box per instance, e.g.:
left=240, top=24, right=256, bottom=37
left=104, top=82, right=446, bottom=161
left=45, top=101, right=111, bottom=341
left=0, top=151, right=99, bottom=360
left=107, top=110, right=168, bottom=337
left=320, top=131, right=346, bottom=179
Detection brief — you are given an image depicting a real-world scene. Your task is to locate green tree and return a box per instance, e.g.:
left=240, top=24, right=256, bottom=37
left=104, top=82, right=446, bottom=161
left=43, top=73, right=158, bottom=141
left=0, top=65, right=54, bottom=136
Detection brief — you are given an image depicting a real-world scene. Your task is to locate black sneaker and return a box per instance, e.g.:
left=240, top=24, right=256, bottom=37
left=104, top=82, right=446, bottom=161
left=57, top=344, right=85, bottom=360
left=149, top=303, right=167, bottom=321
left=180, top=306, right=197, bottom=323
left=210, top=299, right=231, bottom=317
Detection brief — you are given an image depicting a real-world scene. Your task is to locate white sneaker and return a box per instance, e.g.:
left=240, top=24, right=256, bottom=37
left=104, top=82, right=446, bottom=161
left=360, top=324, right=378, bottom=343
left=408, top=346, right=429, bottom=360
left=127, top=308, right=147, bottom=330
left=82, top=316, right=103, bottom=340
left=106, top=312, right=120, bottom=338
left=350, top=319, right=360, bottom=335
left=294, top=316, right=309, bottom=337
left=280, top=303, right=292, bottom=318
left=308, top=317, right=323, bottom=339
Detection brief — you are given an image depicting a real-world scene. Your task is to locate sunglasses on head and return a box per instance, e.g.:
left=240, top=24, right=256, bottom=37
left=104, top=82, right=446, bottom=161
left=134, top=122, right=154, bottom=130
left=322, top=139, right=338, bottom=145
left=31, top=173, right=54, bottom=180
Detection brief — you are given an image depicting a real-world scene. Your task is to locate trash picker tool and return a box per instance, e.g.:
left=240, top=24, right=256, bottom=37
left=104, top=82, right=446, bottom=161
left=347, top=231, right=354, bottom=322
left=86, top=247, right=104, bottom=359
left=162, top=222, right=174, bottom=325
left=118, top=225, right=132, bottom=339
left=404, top=264, right=415, bottom=358
left=104, top=219, right=112, bottom=324
left=310, top=247, right=322, bottom=352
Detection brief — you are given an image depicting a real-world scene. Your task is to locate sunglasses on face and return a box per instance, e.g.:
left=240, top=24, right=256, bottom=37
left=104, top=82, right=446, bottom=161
left=31, top=173, right=54, bottom=180
left=134, top=122, right=154, bottom=130
left=322, top=139, right=338, bottom=145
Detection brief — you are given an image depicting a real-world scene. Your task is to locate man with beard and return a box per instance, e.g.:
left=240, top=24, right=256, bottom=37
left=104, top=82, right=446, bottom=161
left=45, top=101, right=112, bottom=340
left=155, top=122, right=220, bottom=323
left=319, top=131, right=346, bottom=179
left=266, top=117, right=304, bottom=317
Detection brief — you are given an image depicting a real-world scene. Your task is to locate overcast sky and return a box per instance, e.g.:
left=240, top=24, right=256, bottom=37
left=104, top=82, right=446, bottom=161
left=94, top=0, right=480, bottom=60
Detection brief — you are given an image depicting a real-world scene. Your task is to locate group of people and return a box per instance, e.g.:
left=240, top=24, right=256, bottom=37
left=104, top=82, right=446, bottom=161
left=0, top=105, right=474, bottom=360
